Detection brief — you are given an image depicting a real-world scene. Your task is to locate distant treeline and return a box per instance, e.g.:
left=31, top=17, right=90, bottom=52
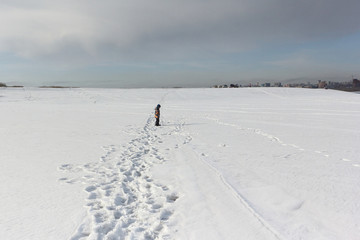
left=39, top=86, right=75, bottom=88
left=0, top=83, right=76, bottom=88
left=0, top=82, right=24, bottom=88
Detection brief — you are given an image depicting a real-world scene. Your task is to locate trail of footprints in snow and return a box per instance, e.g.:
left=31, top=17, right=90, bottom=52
left=58, top=118, right=179, bottom=240
left=207, top=117, right=359, bottom=169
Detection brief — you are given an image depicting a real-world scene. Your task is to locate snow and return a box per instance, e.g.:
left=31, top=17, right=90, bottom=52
left=0, top=87, right=359, bottom=240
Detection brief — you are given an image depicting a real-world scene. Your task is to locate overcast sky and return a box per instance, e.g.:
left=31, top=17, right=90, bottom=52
left=0, top=0, right=359, bottom=87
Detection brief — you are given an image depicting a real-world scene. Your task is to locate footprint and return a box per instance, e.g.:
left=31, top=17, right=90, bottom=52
left=58, top=164, right=73, bottom=171
left=154, top=224, right=163, bottom=232
left=85, top=186, right=97, bottom=192
left=69, top=219, right=91, bottom=240
left=104, top=189, right=113, bottom=197
left=96, top=222, right=115, bottom=236
left=83, top=175, right=95, bottom=180
left=88, top=192, right=98, bottom=200
left=166, top=193, right=179, bottom=203
left=114, top=211, right=122, bottom=219
left=94, top=212, right=107, bottom=224
left=160, top=210, right=173, bottom=221
left=87, top=201, right=104, bottom=210
left=144, top=176, right=153, bottom=183
left=121, top=218, right=136, bottom=228
left=107, top=206, right=115, bottom=211
left=114, top=195, right=126, bottom=206
left=66, top=178, right=81, bottom=184
left=152, top=203, right=163, bottom=210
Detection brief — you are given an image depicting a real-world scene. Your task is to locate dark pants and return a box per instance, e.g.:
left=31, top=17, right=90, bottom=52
left=155, top=118, right=160, bottom=126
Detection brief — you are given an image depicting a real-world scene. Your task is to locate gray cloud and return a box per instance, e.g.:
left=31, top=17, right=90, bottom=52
left=0, top=0, right=359, bottom=62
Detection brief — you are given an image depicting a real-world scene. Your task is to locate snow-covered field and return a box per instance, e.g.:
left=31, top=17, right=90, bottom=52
left=0, top=87, right=359, bottom=240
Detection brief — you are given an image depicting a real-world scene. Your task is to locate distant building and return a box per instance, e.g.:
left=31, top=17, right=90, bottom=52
left=353, top=79, right=360, bottom=88
left=318, top=80, right=327, bottom=88
left=210, top=79, right=356, bottom=91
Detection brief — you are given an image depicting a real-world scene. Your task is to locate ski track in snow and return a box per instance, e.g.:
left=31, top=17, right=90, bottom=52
left=58, top=116, right=179, bottom=240
left=206, top=117, right=358, bottom=169
left=198, top=151, right=283, bottom=240
left=173, top=122, right=283, bottom=240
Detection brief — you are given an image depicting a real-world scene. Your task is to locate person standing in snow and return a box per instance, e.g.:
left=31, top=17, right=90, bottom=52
left=155, top=104, right=161, bottom=126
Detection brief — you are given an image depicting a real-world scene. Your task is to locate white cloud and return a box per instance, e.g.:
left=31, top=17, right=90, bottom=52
left=0, top=4, right=98, bottom=57
left=0, top=0, right=359, bottom=62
